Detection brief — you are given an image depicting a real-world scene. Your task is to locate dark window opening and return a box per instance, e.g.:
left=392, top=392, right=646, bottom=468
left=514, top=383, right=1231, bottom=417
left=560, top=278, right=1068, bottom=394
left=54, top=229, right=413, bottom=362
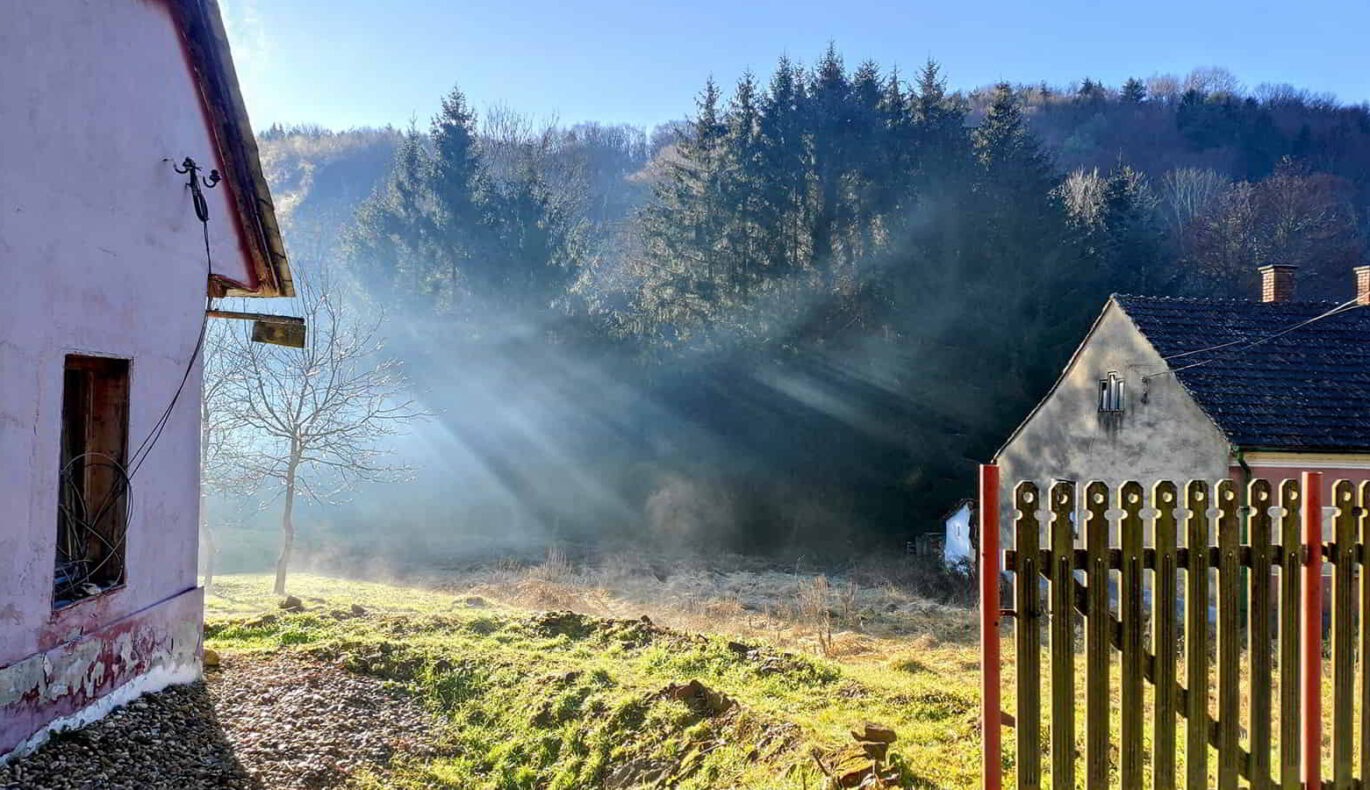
left=55, top=355, right=130, bottom=607
left=1098, top=371, right=1125, bottom=413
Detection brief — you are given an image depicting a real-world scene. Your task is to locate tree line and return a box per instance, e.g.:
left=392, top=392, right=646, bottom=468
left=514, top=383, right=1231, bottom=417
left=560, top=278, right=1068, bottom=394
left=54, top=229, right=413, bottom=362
left=284, top=52, right=1370, bottom=553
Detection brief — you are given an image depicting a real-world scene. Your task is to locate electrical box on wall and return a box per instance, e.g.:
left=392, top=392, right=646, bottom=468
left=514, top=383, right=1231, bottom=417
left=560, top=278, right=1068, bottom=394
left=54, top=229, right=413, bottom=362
left=251, top=318, right=306, bottom=348
left=208, top=310, right=306, bottom=348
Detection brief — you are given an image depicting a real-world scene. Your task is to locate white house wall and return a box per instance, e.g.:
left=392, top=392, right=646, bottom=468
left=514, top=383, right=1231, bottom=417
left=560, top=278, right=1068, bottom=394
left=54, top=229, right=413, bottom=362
left=993, top=301, right=1232, bottom=541
left=0, top=0, right=259, bottom=756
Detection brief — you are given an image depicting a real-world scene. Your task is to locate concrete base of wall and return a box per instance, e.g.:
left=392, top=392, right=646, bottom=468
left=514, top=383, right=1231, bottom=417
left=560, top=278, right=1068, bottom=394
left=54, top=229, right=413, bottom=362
left=0, top=586, right=203, bottom=763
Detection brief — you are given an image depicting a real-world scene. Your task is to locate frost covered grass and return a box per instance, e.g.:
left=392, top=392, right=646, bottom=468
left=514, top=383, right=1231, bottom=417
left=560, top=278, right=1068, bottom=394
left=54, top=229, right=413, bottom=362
left=205, top=571, right=981, bottom=789
left=380, top=549, right=976, bottom=660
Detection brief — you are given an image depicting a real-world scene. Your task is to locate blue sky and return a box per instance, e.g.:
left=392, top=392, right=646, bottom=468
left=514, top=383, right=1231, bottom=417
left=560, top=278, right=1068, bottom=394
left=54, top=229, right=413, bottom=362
left=221, top=0, right=1370, bottom=132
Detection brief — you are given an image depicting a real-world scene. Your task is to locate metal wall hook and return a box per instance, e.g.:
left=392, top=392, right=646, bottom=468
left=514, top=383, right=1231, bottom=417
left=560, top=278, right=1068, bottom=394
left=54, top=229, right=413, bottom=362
left=169, top=156, right=220, bottom=222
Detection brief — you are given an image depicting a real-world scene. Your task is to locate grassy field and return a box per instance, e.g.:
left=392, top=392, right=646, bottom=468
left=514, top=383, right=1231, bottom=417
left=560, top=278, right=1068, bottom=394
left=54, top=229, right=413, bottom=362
left=205, top=572, right=982, bottom=789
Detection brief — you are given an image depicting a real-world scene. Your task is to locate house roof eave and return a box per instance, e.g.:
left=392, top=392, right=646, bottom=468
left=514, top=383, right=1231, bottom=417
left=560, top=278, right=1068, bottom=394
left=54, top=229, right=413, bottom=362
left=169, top=0, right=293, bottom=299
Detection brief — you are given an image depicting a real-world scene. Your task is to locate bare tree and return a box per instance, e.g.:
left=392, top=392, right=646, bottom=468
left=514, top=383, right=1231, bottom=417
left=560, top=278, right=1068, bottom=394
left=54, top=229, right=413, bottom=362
left=1184, top=66, right=1242, bottom=97
left=1181, top=161, right=1365, bottom=298
left=1060, top=167, right=1107, bottom=227
left=199, top=318, right=265, bottom=591
left=1145, top=73, right=1182, bottom=103
left=219, top=274, right=424, bottom=594
left=1160, top=167, right=1229, bottom=238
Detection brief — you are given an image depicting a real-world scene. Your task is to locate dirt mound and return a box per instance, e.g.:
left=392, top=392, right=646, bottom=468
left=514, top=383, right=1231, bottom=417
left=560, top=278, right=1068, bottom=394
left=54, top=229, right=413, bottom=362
left=659, top=679, right=735, bottom=716
left=529, top=609, right=662, bottom=645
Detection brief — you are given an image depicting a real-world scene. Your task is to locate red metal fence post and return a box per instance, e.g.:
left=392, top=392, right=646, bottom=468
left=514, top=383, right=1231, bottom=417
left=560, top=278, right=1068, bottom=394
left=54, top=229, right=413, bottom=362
left=980, top=464, right=1002, bottom=790
left=1302, top=470, right=1323, bottom=790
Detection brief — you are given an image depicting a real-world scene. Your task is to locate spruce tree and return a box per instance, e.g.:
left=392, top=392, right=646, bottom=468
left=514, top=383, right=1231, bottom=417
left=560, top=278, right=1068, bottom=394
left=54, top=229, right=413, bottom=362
left=722, top=71, right=765, bottom=300
left=429, top=85, right=490, bottom=307
left=1121, top=77, right=1147, bottom=104
left=634, top=79, right=731, bottom=339
left=1077, top=77, right=1105, bottom=103
left=757, top=57, right=811, bottom=278
left=969, top=83, right=1078, bottom=404
left=1099, top=165, right=1165, bottom=292
left=344, top=124, right=438, bottom=301
left=912, top=60, right=970, bottom=185
left=809, top=45, right=852, bottom=286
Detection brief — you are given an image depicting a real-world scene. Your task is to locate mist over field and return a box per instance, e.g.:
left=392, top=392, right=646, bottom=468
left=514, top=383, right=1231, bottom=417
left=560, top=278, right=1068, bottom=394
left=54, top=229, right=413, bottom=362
left=204, top=57, right=1370, bottom=575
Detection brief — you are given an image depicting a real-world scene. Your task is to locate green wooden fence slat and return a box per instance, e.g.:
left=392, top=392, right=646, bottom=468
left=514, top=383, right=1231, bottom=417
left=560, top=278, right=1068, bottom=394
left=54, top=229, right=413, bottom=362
left=1332, top=480, right=1356, bottom=790
left=1216, top=480, right=1241, bottom=790
left=1279, top=479, right=1302, bottom=790
left=1358, top=481, right=1370, bottom=787
left=1121, top=482, right=1145, bottom=788
left=1016, top=482, right=1042, bottom=790
left=1187, top=481, right=1211, bottom=790
left=1248, top=479, right=1275, bottom=790
left=1084, top=481, right=1111, bottom=790
left=1049, top=482, right=1076, bottom=790
left=996, top=476, right=1369, bottom=790
left=1154, top=481, right=1180, bottom=790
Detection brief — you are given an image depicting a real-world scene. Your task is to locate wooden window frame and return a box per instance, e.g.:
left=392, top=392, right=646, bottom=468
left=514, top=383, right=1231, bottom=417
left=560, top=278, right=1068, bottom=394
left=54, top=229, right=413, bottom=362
left=55, top=354, right=131, bottom=608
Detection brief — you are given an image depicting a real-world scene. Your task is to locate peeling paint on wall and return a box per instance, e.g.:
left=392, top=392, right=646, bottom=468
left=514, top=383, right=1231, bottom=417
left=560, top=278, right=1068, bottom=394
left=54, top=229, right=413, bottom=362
left=0, top=587, right=203, bottom=762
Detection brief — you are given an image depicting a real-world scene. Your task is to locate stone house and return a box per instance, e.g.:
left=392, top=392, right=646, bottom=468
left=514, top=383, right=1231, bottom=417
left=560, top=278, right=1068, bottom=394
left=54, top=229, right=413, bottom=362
left=1, top=0, right=292, bottom=760
left=994, top=264, right=1370, bottom=537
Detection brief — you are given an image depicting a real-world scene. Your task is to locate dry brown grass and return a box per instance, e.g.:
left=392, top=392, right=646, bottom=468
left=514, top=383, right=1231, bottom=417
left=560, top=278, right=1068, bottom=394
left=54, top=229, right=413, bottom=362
left=421, top=549, right=976, bottom=662
left=798, top=575, right=835, bottom=656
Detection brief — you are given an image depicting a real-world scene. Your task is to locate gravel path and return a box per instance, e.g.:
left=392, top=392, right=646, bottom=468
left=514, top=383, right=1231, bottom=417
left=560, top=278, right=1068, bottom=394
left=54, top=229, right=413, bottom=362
left=0, top=654, right=438, bottom=790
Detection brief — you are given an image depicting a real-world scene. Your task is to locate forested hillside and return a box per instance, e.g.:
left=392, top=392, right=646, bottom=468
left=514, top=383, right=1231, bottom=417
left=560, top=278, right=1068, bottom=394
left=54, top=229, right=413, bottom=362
left=256, top=54, right=1370, bottom=553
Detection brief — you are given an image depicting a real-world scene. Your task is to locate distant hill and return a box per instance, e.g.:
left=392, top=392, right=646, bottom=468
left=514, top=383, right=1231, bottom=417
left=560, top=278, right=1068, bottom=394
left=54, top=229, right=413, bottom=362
left=256, top=125, right=402, bottom=272
left=259, top=75, right=1370, bottom=281
left=969, top=76, right=1370, bottom=202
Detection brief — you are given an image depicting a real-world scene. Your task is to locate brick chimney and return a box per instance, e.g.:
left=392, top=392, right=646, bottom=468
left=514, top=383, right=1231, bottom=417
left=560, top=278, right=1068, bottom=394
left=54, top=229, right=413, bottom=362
left=1356, top=266, right=1370, bottom=306
left=1259, top=264, right=1298, bottom=303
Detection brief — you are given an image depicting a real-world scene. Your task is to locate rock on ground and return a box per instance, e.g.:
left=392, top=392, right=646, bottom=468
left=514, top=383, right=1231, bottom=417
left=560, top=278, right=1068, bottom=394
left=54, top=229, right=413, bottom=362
left=0, top=654, right=436, bottom=790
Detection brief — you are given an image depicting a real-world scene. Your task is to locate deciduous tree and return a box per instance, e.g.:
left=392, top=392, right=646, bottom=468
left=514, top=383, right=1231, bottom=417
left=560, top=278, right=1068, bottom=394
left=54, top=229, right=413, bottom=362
left=218, top=274, right=424, bottom=594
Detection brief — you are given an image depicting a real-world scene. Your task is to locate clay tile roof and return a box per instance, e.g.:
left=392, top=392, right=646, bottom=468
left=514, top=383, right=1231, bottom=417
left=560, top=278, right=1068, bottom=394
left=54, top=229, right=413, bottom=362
left=1115, top=295, right=1370, bottom=452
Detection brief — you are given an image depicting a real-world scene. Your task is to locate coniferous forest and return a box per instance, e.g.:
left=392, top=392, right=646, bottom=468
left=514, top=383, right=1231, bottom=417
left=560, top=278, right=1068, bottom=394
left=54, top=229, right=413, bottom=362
left=258, top=53, right=1370, bottom=554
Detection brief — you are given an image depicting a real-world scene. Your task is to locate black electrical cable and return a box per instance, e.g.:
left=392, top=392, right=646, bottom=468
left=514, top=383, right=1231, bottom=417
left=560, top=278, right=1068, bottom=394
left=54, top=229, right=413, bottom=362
left=127, top=190, right=215, bottom=478
left=1142, top=298, right=1365, bottom=381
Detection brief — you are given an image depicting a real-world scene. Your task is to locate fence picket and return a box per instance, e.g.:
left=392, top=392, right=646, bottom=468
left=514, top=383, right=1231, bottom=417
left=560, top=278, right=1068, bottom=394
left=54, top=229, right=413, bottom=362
left=1332, top=480, right=1356, bottom=789
left=1359, top=481, right=1370, bottom=787
left=1049, top=482, right=1076, bottom=790
left=984, top=476, right=1369, bottom=790
left=1153, top=481, right=1180, bottom=790
left=1216, top=480, right=1241, bottom=790
left=1186, top=481, right=1211, bottom=790
left=1247, top=479, right=1274, bottom=790
left=1085, top=481, right=1111, bottom=790
left=1015, top=482, right=1043, bottom=790
left=1278, top=479, right=1302, bottom=790
left=1120, top=482, right=1145, bottom=787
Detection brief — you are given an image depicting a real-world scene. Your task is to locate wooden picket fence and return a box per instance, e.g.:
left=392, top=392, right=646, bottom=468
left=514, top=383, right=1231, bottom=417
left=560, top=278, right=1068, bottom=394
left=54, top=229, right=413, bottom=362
left=978, top=467, right=1370, bottom=790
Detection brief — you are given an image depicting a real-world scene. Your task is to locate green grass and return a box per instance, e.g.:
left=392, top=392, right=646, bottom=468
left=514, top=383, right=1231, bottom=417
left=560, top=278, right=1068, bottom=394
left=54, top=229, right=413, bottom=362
left=204, top=574, right=981, bottom=789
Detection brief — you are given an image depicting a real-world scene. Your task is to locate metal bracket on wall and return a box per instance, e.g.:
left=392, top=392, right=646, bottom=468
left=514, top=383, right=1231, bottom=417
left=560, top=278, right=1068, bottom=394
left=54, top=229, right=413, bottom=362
left=170, top=157, right=220, bottom=222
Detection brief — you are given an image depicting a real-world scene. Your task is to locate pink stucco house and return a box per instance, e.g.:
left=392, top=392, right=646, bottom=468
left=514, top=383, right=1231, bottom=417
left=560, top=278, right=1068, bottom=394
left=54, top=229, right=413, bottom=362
left=0, top=0, right=293, bottom=760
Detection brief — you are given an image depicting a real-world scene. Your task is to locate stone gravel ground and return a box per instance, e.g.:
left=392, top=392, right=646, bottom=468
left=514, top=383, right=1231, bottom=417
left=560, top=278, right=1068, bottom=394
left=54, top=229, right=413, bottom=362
left=0, top=654, right=438, bottom=790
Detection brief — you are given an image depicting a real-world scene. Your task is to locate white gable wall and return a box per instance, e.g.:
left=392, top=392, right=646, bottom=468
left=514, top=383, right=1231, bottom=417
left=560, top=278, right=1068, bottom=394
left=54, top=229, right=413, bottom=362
left=993, top=301, right=1232, bottom=541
